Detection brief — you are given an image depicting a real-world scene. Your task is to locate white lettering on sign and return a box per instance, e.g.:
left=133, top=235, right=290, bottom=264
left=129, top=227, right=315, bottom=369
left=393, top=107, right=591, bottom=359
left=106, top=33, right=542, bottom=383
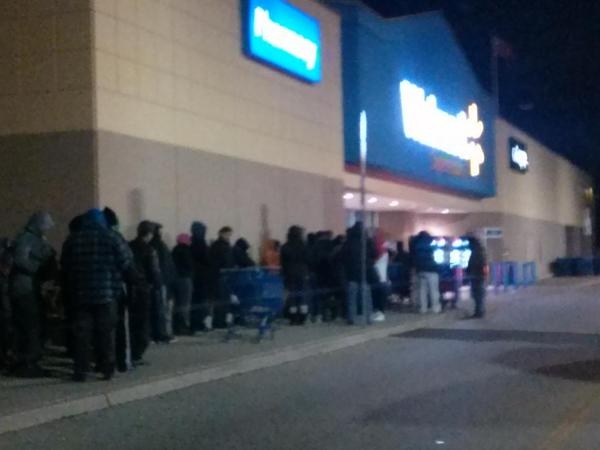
left=511, top=144, right=529, bottom=171
left=253, top=7, right=318, bottom=70
left=399, top=80, right=486, bottom=177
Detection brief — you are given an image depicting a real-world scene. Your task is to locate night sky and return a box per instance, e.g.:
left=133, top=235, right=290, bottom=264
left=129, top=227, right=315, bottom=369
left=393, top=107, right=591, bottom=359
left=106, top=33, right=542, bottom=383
left=361, top=0, right=600, bottom=174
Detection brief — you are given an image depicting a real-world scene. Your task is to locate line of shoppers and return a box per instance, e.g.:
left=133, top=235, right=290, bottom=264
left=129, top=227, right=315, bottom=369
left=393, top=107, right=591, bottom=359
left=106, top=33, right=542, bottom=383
left=0, top=209, right=487, bottom=381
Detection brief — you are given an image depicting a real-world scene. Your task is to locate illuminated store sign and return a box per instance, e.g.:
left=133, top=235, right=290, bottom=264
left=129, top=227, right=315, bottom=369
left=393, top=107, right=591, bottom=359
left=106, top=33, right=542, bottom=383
left=245, top=0, right=321, bottom=83
left=509, top=137, right=528, bottom=173
left=399, top=80, right=485, bottom=177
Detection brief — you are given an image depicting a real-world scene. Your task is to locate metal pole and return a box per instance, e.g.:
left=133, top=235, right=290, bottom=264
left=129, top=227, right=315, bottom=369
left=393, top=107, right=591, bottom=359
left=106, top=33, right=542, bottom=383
left=359, top=111, right=368, bottom=296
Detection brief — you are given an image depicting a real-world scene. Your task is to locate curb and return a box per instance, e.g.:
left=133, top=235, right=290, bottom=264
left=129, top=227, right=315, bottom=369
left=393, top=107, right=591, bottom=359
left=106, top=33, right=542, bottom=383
left=0, top=314, right=448, bottom=435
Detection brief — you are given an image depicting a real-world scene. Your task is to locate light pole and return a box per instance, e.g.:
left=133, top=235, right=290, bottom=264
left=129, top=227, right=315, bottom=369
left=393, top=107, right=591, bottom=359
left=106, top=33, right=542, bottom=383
left=359, top=111, right=368, bottom=306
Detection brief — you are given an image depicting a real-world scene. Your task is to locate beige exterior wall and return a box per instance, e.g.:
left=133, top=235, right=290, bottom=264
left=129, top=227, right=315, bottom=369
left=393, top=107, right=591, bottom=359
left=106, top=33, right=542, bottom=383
left=89, top=0, right=345, bottom=247
left=0, top=0, right=94, bottom=135
left=91, top=0, right=343, bottom=179
left=0, top=1, right=95, bottom=246
left=483, top=118, right=591, bottom=227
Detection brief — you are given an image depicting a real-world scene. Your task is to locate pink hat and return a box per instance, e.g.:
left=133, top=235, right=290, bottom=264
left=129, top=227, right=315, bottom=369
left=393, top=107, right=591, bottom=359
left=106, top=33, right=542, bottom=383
left=176, top=233, right=191, bottom=246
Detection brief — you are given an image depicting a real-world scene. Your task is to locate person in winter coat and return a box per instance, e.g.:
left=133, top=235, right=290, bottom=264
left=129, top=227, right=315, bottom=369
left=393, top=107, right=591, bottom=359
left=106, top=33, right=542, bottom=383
left=208, top=227, right=235, bottom=329
left=61, top=209, right=132, bottom=381
left=281, top=226, right=310, bottom=325
left=102, top=207, right=134, bottom=372
left=339, top=222, right=378, bottom=325
left=466, top=235, right=488, bottom=318
left=394, top=241, right=411, bottom=302
left=129, top=221, right=161, bottom=366
left=312, top=231, right=335, bottom=322
left=412, top=231, right=441, bottom=314
left=172, top=233, right=194, bottom=335
left=10, top=212, right=56, bottom=377
left=150, top=223, right=176, bottom=343
left=190, top=222, right=211, bottom=331
left=233, top=238, right=256, bottom=268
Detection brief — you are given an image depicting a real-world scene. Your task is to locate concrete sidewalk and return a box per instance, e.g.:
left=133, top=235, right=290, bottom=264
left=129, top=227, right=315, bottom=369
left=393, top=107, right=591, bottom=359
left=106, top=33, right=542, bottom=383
left=1, top=276, right=599, bottom=435
left=0, top=309, right=453, bottom=435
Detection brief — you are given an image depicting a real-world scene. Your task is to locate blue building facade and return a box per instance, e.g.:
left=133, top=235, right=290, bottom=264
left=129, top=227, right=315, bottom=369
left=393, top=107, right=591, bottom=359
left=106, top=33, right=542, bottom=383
left=332, top=3, right=497, bottom=198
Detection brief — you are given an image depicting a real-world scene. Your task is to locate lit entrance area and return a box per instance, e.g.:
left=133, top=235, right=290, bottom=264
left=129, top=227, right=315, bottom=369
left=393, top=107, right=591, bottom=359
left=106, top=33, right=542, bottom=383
left=343, top=189, right=470, bottom=243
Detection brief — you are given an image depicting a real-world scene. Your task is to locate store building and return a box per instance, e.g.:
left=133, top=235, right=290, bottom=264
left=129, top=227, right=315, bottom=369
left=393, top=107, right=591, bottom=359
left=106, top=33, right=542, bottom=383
left=0, top=0, right=592, bottom=277
left=0, top=0, right=345, bottom=247
left=329, top=1, right=592, bottom=278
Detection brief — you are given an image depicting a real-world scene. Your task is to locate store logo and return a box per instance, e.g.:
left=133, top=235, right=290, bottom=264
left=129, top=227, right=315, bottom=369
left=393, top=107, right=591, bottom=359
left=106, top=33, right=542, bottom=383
left=509, top=137, right=528, bottom=173
left=399, top=80, right=485, bottom=177
left=246, top=0, right=321, bottom=83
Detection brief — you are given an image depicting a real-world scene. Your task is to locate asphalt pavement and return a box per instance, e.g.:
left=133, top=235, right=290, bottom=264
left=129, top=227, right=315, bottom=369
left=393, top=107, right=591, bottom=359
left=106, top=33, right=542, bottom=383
left=3, top=280, right=600, bottom=449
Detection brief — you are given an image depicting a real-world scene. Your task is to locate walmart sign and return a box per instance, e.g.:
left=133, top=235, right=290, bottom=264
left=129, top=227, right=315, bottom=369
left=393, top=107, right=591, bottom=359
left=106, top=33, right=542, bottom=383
left=244, top=0, right=322, bottom=83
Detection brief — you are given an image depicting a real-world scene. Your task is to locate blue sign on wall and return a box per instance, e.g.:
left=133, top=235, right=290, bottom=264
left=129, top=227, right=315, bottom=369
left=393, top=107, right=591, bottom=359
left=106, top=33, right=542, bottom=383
left=243, top=0, right=322, bottom=83
left=333, top=4, right=496, bottom=198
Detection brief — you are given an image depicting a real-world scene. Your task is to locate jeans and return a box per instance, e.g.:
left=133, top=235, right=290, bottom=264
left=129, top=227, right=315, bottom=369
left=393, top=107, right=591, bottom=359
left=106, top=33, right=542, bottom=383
left=73, top=301, right=117, bottom=376
left=346, top=282, right=372, bottom=325
left=372, top=282, right=390, bottom=313
left=471, top=277, right=486, bottom=316
left=418, top=272, right=440, bottom=313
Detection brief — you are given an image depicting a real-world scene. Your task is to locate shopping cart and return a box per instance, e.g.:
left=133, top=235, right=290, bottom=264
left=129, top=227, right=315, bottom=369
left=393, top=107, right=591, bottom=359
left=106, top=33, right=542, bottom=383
left=220, top=267, right=284, bottom=342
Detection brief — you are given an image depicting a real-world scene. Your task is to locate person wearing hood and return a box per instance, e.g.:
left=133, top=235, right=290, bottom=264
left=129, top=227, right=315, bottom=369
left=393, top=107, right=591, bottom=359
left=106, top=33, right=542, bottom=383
left=61, top=209, right=132, bottom=381
left=413, top=230, right=441, bottom=314
left=10, top=212, right=56, bottom=377
left=190, top=222, right=211, bottom=332
left=172, top=233, right=194, bottom=335
left=233, top=238, right=256, bottom=268
left=103, top=207, right=134, bottom=372
left=129, top=221, right=161, bottom=366
left=208, top=227, right=235, bottom=329
left=281, top=225, right=310, bottom=325
left=61, top=214, right=85, bottom=361
left=150, top=223, right=177, bottom=343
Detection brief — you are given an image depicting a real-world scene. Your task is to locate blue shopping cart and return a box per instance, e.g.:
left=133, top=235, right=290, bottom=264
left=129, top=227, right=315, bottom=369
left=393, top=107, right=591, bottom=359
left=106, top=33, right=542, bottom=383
left=220, top=267, right=285, bottom=342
